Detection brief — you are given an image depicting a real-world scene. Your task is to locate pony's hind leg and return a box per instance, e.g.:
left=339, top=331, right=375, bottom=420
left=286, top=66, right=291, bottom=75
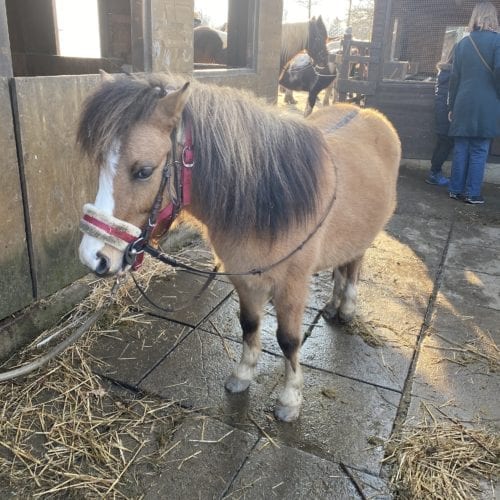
left=284, top=89, right=297, bottom=104
left=273, top=279, right=309, bottom=422
left=322, top=267, right=347, bottom=321
left=225, top=282, right=267, bottom=393
left=323, top=256, right=363, bottom=323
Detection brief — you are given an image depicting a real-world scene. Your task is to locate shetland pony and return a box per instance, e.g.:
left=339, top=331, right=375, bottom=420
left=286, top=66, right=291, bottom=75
left=280, top=16, right=330, bottom=107
left=279, top=51, right=336, bottom=116
left=78, top=73, right=401, bottom=421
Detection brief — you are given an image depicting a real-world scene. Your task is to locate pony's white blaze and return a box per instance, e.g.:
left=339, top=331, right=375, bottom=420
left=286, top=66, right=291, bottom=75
left=78, top=145, right=119, bottom=271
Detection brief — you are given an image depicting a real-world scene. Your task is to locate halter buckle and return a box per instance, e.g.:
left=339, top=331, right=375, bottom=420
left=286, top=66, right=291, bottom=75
left=182, top=145, right=194, bottom=168
left=124, top=237, right=146, bottom=269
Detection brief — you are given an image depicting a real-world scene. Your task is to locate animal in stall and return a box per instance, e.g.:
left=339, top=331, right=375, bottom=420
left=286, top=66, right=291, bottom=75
left=280, top=16, right=332, bottom=107
left=77, top=73, right=401, bottom=422
left=279, top=51, right=336, bottom=116
left=193, top=26, right=227, bottom=65
left=279, top=18, right=336, bottom=116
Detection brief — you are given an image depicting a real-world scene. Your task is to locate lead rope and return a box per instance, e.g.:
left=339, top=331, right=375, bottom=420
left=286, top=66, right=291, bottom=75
left=0, top=274, right=124, bottom=382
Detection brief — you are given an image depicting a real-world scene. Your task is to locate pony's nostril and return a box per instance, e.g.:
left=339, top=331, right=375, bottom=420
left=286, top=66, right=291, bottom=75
left=95, top=252, right=111, bottom=276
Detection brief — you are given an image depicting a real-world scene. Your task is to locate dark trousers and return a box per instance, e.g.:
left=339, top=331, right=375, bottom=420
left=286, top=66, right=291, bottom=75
left=430, top=134, right=454, bottom=174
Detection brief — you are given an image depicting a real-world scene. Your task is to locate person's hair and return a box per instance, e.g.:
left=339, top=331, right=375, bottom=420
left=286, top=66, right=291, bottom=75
left=468, top=1, right=499, bottom=31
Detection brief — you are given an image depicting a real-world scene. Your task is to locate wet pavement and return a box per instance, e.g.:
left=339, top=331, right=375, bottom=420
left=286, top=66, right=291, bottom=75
left=90, top=164, right=500, bottom=499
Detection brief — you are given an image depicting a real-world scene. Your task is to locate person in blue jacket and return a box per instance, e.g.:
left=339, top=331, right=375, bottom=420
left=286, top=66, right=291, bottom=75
left=425, top=47, right=455, bottom=186
left=448, top=1, right=500, bottom=204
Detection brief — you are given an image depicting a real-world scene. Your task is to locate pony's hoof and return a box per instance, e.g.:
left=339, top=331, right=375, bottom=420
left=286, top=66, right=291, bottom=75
left=225, top=376, right=251, bottom=393
left=274, top=404, right=300, bottom=422
left=338, top=310, right=355, bottom=324
left=321, top=304, right=338, bottom=323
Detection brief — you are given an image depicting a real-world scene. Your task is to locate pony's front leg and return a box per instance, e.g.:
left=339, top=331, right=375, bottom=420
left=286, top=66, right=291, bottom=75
left=225, top=284, right=267, bottom=393
left=274, top=282, right=308, bottom=422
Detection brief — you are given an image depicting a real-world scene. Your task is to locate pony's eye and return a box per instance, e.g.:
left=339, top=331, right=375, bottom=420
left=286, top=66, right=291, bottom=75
left=133, top=166, right=154, bottom=181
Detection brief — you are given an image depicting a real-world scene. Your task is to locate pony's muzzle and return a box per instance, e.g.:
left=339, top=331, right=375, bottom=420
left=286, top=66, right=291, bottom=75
left=79, top=203, right=143, bottom=275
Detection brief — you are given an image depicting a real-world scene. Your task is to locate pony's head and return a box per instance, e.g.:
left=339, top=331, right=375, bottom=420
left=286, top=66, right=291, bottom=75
left=307, top=16, right=329, bottom=68
left=77, top=72, right=190, bottom=275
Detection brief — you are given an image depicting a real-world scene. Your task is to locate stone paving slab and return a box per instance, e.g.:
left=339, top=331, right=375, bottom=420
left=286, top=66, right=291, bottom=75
left=137, top=270, right=234, bottom=326
left=429, top=297, right=500, bottom=342
left=300, top=317, right=414, bottom=392
left=407, top=300, right=499, bottom=425
left=225, top=438, right=361, bottom=499
left=142, top=416, right=257, bottom=500
left=446, top=241, right=500, bottom=275
left=439, top=266, right=500, bottom=312
left=363, top=245, right=436, bottom=297
left=139, top=329, right=281, bottom=419
left=89, top=314, right=192, bottom=386
left=451, top=223, right=500, bottom=249
left=383, top=213, right=449, bottom=266
left=407, top=345, right=499, bottom=424
left=347, top=468, right=391, bottom=499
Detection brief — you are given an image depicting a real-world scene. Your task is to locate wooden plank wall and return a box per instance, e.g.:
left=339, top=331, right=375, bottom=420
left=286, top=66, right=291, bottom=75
left=11, top=75, right=100, bottom=298
left=0, top=77, right=32, bottom=318
left=366, top=81, right=435, bottom=159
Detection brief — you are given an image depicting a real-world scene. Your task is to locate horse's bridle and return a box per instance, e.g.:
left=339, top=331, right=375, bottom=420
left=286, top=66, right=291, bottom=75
left=122, top=123, right=194, bottom=271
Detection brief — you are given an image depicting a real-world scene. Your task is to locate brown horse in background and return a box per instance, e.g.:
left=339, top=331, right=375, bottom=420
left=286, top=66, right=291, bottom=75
left=194, top=26, right=227, bottom=65
left=77, top=73, right=401, bottom=421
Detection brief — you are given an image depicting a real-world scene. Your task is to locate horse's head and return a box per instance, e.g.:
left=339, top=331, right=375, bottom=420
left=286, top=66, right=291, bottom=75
left=77, top=73, right=190, bottom=276
left=307, top=16, right=330, bottom=69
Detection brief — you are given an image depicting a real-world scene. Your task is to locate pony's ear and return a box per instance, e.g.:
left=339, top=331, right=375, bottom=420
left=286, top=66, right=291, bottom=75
left=99, top=69, right=114, bottom=82
left=159, top=82, right=190, bottom=121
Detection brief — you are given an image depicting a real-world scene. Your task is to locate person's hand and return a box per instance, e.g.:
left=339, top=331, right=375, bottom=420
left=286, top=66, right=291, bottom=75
left=448, top=111, right=452, bottom=122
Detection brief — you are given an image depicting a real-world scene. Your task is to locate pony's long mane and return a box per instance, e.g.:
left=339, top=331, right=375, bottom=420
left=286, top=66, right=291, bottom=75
left=77, top=74, right=328, bottom=238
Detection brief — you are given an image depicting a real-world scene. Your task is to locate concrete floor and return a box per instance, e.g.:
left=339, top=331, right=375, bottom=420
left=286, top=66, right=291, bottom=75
left=89, top=164, right=500, bottom=499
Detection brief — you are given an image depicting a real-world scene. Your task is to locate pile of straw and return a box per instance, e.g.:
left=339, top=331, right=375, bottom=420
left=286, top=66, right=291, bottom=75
left=384, top=409, right=499, bottom=499
left=0, top=255, right=193, bottom=498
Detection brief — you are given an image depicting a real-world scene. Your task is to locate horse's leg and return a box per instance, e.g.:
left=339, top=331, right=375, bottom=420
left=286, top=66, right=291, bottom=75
left=284, top=89, right=297, bottom=104
left=225, top=282, right=267, bottom=393
left=322, top=82, right=333, bottom=106
left=322, top=256, right=363, bottom=323
left=322, top=266, right=347, bottom=321
left=273, top=277, right=309, bottom=421
left=304, top=87, right=320, bottom=117
left=338, top=255, right=363, bottom=323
